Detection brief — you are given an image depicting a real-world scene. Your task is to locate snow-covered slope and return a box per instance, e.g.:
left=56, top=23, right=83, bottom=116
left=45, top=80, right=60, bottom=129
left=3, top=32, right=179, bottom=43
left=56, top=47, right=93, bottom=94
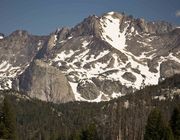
left=46, top=12, right=180, bottom=102
left=100, top=12, right=127, bottom=51
left=0, top=12, right=180, bottom=103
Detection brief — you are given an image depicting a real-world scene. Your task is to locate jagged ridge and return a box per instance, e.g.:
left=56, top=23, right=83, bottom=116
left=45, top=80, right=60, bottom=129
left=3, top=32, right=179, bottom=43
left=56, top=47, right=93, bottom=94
left=0, top=11, right=180, bottom=103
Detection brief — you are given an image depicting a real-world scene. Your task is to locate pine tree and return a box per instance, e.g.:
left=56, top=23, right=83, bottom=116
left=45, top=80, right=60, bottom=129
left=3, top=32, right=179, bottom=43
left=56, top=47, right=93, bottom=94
left=2, top=96, right=17, bottom=140
left=144, top=108, right=165, bottom=140
left=170, top=107, right=180, bottom=140
left=0, top=121, right=7, bottom=138
left=162, top=126, right=174, bottom=140
left=80, top=123, right=99, bottom=140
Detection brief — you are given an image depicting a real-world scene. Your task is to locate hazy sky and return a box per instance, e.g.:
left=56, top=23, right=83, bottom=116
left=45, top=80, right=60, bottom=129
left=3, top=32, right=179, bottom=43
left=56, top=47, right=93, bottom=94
left=0, top=0, right=180, bottom=35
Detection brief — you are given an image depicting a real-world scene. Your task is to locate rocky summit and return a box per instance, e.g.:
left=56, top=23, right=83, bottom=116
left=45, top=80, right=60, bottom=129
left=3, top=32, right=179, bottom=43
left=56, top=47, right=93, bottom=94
left=0, top=12, right=180, bottom=103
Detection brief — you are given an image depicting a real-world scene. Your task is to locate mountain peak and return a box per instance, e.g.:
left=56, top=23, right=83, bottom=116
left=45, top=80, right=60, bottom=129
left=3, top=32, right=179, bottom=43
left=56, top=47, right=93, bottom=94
left=9, top=30, right=30, bottom=38
left=70, top=14, right=100, bottom=37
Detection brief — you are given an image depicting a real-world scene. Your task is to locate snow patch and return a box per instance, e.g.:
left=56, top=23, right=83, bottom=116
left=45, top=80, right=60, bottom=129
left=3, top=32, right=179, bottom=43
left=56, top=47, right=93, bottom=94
left=168, top=53, right=180, bottom=63
left=100, top=14, right=127, bottom=51
left=69, top=82, right=84, bottom=101
left=153, top=95, right=166, bottom=101
left=107, top=11, right=115, bottom=15
left=131, top=27, right=135, bottom=33
left=0, top=36, right=3, bottom=39
left=111, top=92, right=124, bottom=98
left=53, top=50, right=75, bottom=62
left=124, top=100, right=129, bottom=109
left=82, top=40, right=90, bottom=48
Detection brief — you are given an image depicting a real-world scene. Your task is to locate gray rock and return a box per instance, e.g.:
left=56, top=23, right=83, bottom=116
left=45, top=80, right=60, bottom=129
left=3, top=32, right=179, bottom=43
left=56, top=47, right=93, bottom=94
left=77, top=80, right=100, bottom=100
left=122, top=72, right=137, bottom=82
left=17, top=60, right=75, bottom=103
left=160, top=60, right=180, bottom=81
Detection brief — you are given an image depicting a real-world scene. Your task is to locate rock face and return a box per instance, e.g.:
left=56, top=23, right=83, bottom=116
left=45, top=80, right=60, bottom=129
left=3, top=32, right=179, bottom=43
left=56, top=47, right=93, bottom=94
left=0, top=11, right=180, bottom=103
left=0, top=30, right=48, bottom=90
left=17, top=60, right=75, bottom=103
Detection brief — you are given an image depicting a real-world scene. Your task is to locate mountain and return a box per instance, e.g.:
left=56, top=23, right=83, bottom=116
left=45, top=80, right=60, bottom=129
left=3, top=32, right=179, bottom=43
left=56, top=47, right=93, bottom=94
left=0, top=12, right=180, bottom=103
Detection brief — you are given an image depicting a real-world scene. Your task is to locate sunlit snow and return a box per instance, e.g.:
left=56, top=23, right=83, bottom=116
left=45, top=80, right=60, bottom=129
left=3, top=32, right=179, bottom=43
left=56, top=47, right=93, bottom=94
left=100, top=13, right=127, bottom=51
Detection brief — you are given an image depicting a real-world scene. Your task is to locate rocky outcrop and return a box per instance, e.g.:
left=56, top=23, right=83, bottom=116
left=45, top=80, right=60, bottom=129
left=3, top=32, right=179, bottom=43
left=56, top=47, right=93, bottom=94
left=77, top=80, right=100, bottom=100
left=160, top=60, right=180, bottom=80
left=122, top=72, right=137, bottom=82
left=56, top=27, right=70, bottom=41
left=0, top=30, right=49, bottom=91
left=17, top=60, right=75, bottom=103
left=71, top=15, right=101, bottom=37
left=0, top=30, right=48, bottom=66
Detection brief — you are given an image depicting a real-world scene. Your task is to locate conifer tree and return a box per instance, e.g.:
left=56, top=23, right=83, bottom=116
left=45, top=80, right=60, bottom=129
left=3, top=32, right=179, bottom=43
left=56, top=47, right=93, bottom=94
left=170, top=107, right=180, bottom=140
left=162, top=126, right=174, bottom=140
left=81, top=123, right=99, bottom=140
left=144, top=108, right=165, bottom=140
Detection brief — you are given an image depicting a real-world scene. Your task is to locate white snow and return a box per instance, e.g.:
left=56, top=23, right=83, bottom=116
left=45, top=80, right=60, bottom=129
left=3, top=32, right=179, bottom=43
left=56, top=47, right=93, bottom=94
left=6, top=79, right=12, bottom=89
left=107, top=11, right=115, bottom=15
left=82, top=40, right=90, bottom=48
left=153, top=95, right=166, bottom=101
left=0, top=85, right=3, bottom=90
left=100, top=14, right=127, bottom=51
left=38, top=40, right=42, bottom=46
left=0, top=61, right=23, bottom=90
left=68, top=36, right=73, bottom=40
left=137, top=40, right=151, bottom=47
left=112, top=54, right=118, bottom=67
left=69, top=82, right=84, bottom=101
left=0, top=61, right=11, bottom=72
left=53, top=50, right=75, bottom=62
left=51, top=35, right=57, bottom=47
left=124, top=100, right=129, bottom=109
left=131, top=27, right=135, bottom=33
left=0, top=36, right=3, bottom=39
left=111, top=92, right=124, bottom=98
left=54, top=35, right=57, bottom=42
left=168, top=53, right=180, bottom=63
left=83, top=50, right=110, bottom=64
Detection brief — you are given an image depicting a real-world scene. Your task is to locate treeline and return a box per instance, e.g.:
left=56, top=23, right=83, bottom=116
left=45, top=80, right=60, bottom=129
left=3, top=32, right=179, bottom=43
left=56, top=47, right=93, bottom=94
left=0, top=74, right=179, bottom=140
left=0, top=96, right=179, bottom=140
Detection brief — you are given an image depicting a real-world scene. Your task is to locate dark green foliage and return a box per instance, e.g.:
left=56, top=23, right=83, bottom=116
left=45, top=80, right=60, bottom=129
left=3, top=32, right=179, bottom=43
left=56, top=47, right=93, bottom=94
left=68, top=123, right=99, bottom=140
left=144, top=108, right=165, bottom=140
left=0, top=121, right=7, bottom=138
left=81, top=123, right=99, bottom=140
left=162, top=126, right=174, bottom=140
left=0, top=96, right=17, bottom=139
left=144, top=108, right=177, bottom=140
left=170, top=107, right=180, bottom=140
